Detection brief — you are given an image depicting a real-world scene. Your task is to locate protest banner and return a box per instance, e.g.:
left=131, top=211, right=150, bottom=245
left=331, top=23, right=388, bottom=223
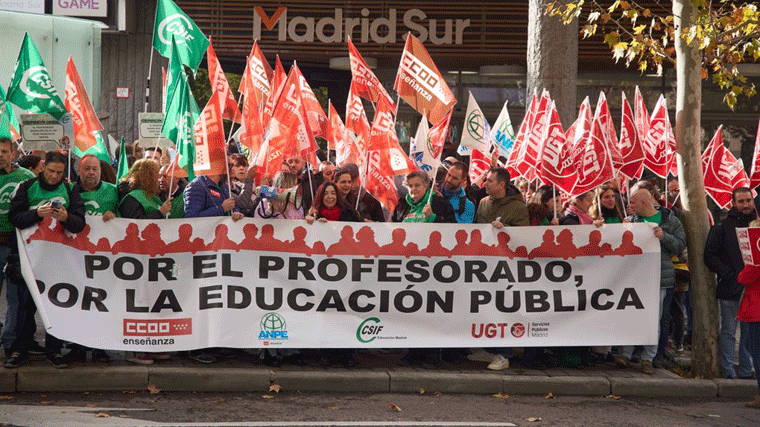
left=18, top=218, right=660, bottom=352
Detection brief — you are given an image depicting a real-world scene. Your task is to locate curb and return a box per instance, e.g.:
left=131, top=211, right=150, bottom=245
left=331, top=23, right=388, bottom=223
left=3, top=366, right=756, bottom=398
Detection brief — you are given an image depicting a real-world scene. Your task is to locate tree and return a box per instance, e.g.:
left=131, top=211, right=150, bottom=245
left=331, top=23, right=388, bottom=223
left=550, top=0, right=760, bottom=378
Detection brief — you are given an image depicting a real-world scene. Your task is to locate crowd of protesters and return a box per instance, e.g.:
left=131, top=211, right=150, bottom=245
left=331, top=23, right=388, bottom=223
left=0, top=137, right=757, bottom=406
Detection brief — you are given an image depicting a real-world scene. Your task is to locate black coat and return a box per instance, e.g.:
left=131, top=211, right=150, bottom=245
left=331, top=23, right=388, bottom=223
left=391, top=194, right=456, bottom=223
left=705, top=207, right=757, bottom=300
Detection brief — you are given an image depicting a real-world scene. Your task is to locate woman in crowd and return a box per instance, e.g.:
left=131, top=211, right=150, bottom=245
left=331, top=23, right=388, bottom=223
left=305, top=181, right=361, bottom=367
left=738, top=219, right=760, bottom=408
left=228, top=154, right=258, bottom=216
left=17, top=154, right=44, bottom=175
left=590, top=183, right=625, bottom=225
left=528, top=184, right=559, bottom=226
left=559, top=191, right=594, bottom=225
left=253, top=171, right=303, bottom=220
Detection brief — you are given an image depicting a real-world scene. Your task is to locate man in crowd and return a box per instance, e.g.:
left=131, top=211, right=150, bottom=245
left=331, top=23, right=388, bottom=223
left=337, top=163, right=385, bottom=222
left=0, top=138, right=38, bottom=368
left=7, top=151, right=86, bottom=368
left=616, top=187, right=686, bottom=374
left=319, top=161, right=335, bottom=183
left=76, top=154, right=117, bottom=220
left=705, top=187, right=755, bottom=379
left=286, top=155, right=323, bottom=212
left=158, top=164, right=186, bottom=219
left=143, top=146, right=162, bottom=162
left=440, top=161, right=475, bottom=224
left=472, top=167, right=528, bottom=370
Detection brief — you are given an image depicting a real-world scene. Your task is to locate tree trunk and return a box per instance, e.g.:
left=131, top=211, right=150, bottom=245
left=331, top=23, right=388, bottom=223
left=673, top=0, right=720, bottom=378
left=527, top=0, right=578, bottom=128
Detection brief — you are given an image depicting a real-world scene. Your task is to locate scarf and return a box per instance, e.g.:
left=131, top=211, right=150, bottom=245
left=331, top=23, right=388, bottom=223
left=403, top=190, right=435, bottom=223
left=319, top=205, right=342, bottom=221
left=568, top=204, right=593, bottom=225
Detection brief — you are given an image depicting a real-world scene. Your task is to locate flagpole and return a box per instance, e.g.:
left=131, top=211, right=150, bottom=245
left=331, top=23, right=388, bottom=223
left=621, top=177, right=629, bottom=217
left=356, top=151, right=370, bottom=211
left=224, top=93, right=245, bottom=152
left=553, top=185, right=557, bottom=220
left=166, top=160, right=177, bottom=219
left=144, top=1, right=159, bottom=113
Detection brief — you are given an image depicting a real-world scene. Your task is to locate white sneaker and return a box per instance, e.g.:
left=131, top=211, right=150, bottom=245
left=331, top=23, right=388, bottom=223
left=467, top=349, right=497, bottom=363
left=487, top=354, right=510, bottom=371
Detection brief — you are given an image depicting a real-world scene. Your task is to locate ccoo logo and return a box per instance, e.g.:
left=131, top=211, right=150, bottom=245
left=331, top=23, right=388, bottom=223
left=157, top=14, right=196, bottom=46
left=20, top=66, right=58, bottom=100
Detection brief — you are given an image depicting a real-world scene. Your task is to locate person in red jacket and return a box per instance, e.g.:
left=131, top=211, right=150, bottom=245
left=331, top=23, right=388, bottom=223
left=738, top=219, right=760, bottom=408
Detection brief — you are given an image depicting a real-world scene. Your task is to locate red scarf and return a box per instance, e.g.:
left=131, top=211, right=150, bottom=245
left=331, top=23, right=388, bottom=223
left=567, top=204, right=593, bottom=225
left=319, top=205, right=341, bottom=221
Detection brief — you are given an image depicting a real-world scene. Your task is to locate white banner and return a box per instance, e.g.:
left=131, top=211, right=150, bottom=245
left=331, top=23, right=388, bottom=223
left=18, top=217, right=661, bottom=352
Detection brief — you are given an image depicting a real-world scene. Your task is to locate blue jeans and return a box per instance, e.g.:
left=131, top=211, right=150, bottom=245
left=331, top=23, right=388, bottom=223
left=621, top=288, right=668, bottom=362
left=719, top=299, right=753, bottom=378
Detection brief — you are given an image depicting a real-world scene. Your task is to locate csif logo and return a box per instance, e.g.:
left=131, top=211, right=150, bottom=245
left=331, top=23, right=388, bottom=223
left=0, top=182, right=20, bottom=214
left=157, top=13, right=196, bottom=46
left=20, top=66, right=59, bottom=100
left=356, top=317, right=383, bottom=343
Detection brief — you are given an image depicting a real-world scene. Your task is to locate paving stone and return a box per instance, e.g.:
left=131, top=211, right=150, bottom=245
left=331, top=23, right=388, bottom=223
left=502, top=375, right=610, bottom=396
left=390, top=371, right=503, bottom=394
left=148, top=367, right=270, bottom=392
left=17, top=366, right=147, bottom=392
left=714, top=379, right=757, bottom=398
left=273, top=370, right=389, bottom=393
left=0, top=369, right=15, bottom=392
left=609, top=377, right=716, bottom=397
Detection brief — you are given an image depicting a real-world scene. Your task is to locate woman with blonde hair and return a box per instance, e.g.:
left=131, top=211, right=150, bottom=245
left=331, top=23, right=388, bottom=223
left=118, top=159, right=172, bottom=219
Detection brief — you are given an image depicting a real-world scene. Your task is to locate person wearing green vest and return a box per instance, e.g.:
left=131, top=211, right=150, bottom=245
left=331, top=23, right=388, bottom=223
left=0, top=137, right=38, bottom=369
left=118, top=159, right=172, bottom=219
left=591, top=183, right=625, bottom=225
left=158, top=164, right=185, bottom=219
left=7, top=151, right=86, bottom=369
left=76, top=154, right=118, bottom=221
left=391, top=170, right=455, bottom=224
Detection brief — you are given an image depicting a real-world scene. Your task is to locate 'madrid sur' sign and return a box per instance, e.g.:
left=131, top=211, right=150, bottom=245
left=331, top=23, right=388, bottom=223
left=253, top=6, right=471, bottom=45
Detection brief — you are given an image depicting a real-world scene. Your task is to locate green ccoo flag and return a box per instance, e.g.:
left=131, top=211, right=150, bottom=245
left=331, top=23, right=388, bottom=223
left=153, top=0, right=209, bottom=72
left=116, top=136, right=129, bottom=181
left=161, top=67, right=200, bottom=180
left=6, top=33, right=67, bottom=120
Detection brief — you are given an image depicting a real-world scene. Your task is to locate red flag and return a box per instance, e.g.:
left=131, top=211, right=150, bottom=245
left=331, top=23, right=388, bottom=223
left=702, top=126, right=748, bottom=208
left=348, top=38, right=395, bottom=109
left=365, top=149, right=400, bottom=213
left=633, top=86, right=650, bottom=144
left=239, top=85, right=265, bottom=164
left=262, top=55, right=287, bottom=128
left=596, top=91, right=623, bottom=176
left=64, top=57, right=103, bottom=153
left=469, top=147, right=491, bottom=187
left=428, top=108, right=452, bottom=162
left=345, top=82, right=371, bottom=157
left=367, top=96, right=416, bottom=177
left=515, top=89, right=551, bottom=181
left=239, top=40, right=273, bottom=107
left=641, top=95, right=672, bottom=178
left=193, top=94, right=228, bottom=176
left=618, top=91, right=645, bottom=179
left=293, top=64, right=328, bottom=139
left=329, top=101, right=354, bottom=167
left=207, top=39, right=242, bottom=123
left=393, top=33, right=456, bottom=125
left=506, top=91, right=538, bottom=178
left=538, top=101, right=576, bottom=194
left=166, top=154, right=188, bottom=179
left=749, top=118, right=760, bottom=189
left=571, top=108, right=615, bottom=196
left=566, top=97, right=592, bottom=153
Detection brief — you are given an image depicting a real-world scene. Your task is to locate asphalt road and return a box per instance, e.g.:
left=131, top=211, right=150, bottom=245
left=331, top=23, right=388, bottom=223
left=1, top=391, right=759, bottom=427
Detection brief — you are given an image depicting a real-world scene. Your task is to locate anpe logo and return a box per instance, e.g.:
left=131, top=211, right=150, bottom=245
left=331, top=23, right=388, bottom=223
left=511, top=323, right=525, bottom=338
left=259, top=312, right=288, bottom=340
left=123, top=318, right=192, bottom=336
left=356, top=317, right=383, bottom=343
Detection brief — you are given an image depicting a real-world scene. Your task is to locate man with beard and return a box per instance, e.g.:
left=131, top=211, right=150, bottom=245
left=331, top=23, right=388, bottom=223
left=76, top=155, right=117, bottom=220
left=439, top=161, right=475, bottom=224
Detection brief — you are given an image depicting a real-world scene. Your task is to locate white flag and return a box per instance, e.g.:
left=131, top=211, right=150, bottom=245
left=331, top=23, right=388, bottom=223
left=459, top=91, right=490, bottom=151
left=490, top=101, right=515, bottom=159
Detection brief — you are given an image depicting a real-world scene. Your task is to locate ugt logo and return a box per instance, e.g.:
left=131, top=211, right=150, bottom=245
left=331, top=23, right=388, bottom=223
left=259, top=312, right=289, bottom=340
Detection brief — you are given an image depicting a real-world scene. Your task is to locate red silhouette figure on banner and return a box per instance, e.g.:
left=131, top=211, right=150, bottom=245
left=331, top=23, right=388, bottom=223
left=379, top=228, right=418, bottom=256
left=141, top=223, right=167, bottom=256
left=258, top=224, right=288, bottom=252
left=484, top=232, right=518, bottom=258
left=26, top=217, right=64, bottom=244
left=288, top=226, right=313, bottom=256
left=462, top=229, right=487, bottom=256
left=95, top=236, right=111, bottom=253
left=613, top=230, right=643, bottom=256
left=555, top=229, right=579, bottom=259
left=237, top=223, right=259, bottom=251
left=420, top=231, right=450, bottom=257
left=70, top=224, right=97, bottom=253
left=166, top=223, right=206, bottom=254
left=449, top=229, right=469, bottom=256
left=111, top=223, right=141, bottom=254
left=529, top=229, right=561, bottom=258
left=206, top=224, right=237, bottom=251
left=578, top=230, right=613, bottom=257
left=355, top=226, right=381, bottom=258
left=326, top=225, right=359, bottom=257
left=311, top=240, right=327, bottom=255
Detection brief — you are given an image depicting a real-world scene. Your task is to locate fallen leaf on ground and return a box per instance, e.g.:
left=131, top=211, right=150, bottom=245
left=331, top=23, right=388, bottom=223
left=387, top=403, right=402, bottom=412
left=119, top=415, right=130, bottom=418
left=39, top=401, right=51, bottom=405
left=0, top=396, right=13, bottom=400
left=86, top=403, right=97, bottom=407
left=418, top=388, right=425, bottom=394
left=329, top=406, right=339, bottom=410
left=211, top=398, right=225, bottom=404
left=545, top=392, right=555, bottom=399
left=262, top=395, right=274, bottom=399
left=492, top=393, right=510, bottom=399
left=269, top=384, right=281, bottom=393
left=526, top=417, right=542, bottom=422
left=433, top=391, right=442, bottom=396
left=94, top=413, right=109, bottom=418
left=147, top=384, right=161, bottom=395
left=605, top=394, right=622, bottom=400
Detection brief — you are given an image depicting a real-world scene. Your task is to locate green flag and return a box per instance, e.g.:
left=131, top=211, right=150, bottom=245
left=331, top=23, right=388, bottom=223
left=117, top=136, right=129, bottom=181
left=0, top=85, right=19, bottom=139
left=153, top=0, right=209, bottom=72
left=164, top=36, right=183, bottom=115
left=6, top=33, right=67, bottom=120
left=76, top=131, right=111, bottom=163
left=161, top=68, right=200, bottom=180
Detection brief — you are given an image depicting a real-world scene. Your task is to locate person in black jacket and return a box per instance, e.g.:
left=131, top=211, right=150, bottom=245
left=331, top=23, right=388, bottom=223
left=286, top=155, right=324, bottom=213
left=391, top=171, right=456, bottom=224
left=705, top=187, right=756, bottom=379
left=7, top=151, right=86, bottom=368
left=118, top=159, right=172, bottom=219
